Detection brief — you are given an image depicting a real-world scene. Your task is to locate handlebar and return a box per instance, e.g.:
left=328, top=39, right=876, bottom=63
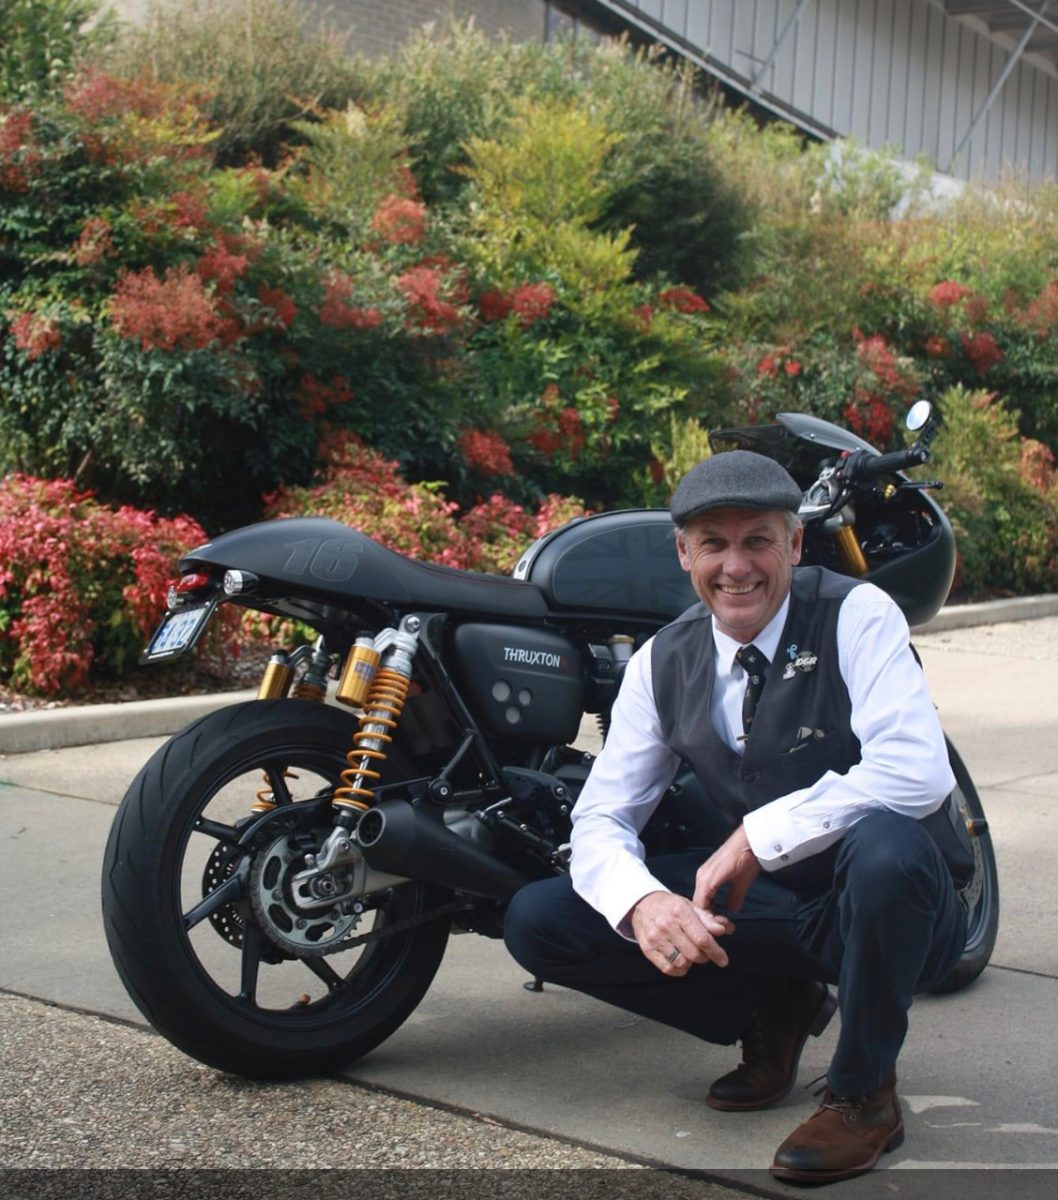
left=848, top=444, right=931, bottom=481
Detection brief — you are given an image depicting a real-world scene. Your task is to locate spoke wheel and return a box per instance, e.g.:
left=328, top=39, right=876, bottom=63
left=928, top=738, right=999, bottom=993
left=102, top=700, right=450, bottom=1078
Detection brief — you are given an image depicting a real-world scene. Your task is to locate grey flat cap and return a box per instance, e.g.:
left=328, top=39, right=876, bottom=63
left=670, top=450, right=802, bottom=524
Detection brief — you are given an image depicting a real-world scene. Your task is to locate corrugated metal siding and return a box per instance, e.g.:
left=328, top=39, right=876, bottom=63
left=599, top=0, right=1058, bottom=181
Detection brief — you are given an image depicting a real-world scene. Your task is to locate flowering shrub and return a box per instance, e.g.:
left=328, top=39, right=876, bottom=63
left=3, top=1, right=1058, bottom=634
left=0, top=475, right=217, bottom=696
left=263, top=433, right=585, bottom=573
left=931, top=387, right=1058, bottom=598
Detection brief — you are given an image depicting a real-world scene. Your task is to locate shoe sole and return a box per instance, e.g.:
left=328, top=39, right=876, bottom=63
left=769, top=1122, right=905, bottom=1182
left=706, top=986, right=839, bottom=1113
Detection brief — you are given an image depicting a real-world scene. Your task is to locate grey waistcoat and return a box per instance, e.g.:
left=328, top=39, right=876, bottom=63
left=650, top=566, right=972, bottom=890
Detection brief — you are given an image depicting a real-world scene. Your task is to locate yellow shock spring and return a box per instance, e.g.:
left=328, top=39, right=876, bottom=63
left=292, top=678, right=327, bottom=702
left=333, top=667, right=411, bottom=813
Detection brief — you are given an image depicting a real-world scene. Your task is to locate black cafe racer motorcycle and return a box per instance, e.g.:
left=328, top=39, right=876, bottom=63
left=101, top=400, right=998, bottom=1078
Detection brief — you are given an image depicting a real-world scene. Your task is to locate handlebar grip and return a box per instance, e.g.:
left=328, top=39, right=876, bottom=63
left=855, top=445, right=930, bottom=479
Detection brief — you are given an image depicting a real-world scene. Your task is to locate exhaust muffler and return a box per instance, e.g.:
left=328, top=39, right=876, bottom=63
left=355, top=799, right=528, bottom=900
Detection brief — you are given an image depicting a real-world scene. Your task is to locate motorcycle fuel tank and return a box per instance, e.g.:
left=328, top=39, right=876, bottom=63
left=451, top=624, right=583, bottom=743
left=514, top=510, right=696, bottom=624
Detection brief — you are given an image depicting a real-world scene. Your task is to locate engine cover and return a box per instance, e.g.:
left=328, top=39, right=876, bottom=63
left=451, top=624, right=582, bottom=743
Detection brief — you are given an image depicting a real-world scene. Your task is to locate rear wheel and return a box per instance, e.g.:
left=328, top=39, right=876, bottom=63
left=101, top=700, right=451, bottom=1078
left=929, top=739, right=999, bottom=993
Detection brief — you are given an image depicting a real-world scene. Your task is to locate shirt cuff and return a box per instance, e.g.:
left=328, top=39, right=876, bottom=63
left=742, top=781, right=843, bottom=871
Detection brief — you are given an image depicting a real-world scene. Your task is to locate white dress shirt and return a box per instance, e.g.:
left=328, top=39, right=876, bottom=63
left=569, top=580, right=956, bottom=934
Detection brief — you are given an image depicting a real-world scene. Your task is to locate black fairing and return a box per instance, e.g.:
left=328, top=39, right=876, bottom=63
left=711, top=415, right=956, bottom=627
left=180, top=517, right=548, bottom=619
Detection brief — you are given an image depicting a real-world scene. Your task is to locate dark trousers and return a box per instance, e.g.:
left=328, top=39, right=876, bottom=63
left=504, top=811, right=968, bottom=1095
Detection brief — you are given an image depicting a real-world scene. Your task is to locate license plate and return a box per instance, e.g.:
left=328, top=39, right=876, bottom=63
left=141, top=600, right=218, bottom=663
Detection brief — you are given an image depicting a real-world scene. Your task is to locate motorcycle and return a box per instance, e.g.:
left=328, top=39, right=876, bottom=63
left=101, top=400, right=998, bottom=1078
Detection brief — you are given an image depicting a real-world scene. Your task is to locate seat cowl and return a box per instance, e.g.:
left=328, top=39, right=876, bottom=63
left=182, top=517, right=549, bottom=619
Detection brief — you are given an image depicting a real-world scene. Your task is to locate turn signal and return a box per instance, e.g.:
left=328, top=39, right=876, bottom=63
left=223, top=570, right=259, bottom=596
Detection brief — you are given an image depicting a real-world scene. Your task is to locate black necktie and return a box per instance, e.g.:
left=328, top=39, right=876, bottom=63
left=735, top=644, right=768, bottom=736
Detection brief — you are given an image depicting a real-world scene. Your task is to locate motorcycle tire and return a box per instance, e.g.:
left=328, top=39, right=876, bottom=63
left=928, top=738, right=999, bottom=993
left=101, top=699, right=451, bottom=1079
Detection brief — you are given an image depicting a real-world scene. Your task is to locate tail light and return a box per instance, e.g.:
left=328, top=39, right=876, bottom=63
left=166, top=572, right=212, bottom=609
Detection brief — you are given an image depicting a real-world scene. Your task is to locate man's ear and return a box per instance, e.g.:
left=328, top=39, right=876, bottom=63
left=675, top=530, right=691, bottom=572
left=790, top=522, right=804, bottom=565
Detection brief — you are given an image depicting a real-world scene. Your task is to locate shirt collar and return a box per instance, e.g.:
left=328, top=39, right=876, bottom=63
left=712, top=593, right=792, bottom=673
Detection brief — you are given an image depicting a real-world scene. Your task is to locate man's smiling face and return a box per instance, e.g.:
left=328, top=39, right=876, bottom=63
left=675, top=507, right=803, bottom=643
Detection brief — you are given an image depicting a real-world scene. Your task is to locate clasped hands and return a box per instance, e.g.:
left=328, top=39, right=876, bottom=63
left=629, top=825, right=760, bottom=977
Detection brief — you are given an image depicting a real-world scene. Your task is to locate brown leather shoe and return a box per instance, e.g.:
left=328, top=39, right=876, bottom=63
left=706, top=979, right=837, bottom=1111
left=769, top=1072, right=904, bottom=1182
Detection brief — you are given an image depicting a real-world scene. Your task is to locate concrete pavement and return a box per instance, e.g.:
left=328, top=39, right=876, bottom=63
left=2, top=616, right=1058, bottom=1191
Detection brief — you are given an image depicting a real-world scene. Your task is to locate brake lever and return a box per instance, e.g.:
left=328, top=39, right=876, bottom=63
left=898, top=479, right=943, bottom=491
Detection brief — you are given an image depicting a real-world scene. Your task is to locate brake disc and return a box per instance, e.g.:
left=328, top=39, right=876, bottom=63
left=203, top=840, right=245, bottom=949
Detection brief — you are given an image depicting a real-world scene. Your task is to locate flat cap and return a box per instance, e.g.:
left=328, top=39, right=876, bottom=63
left=670, top=450, right=802, bottom=524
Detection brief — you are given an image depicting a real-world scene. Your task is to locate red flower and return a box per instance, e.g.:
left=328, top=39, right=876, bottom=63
left=961, top=330, right=1003, bottom=375
left=844, top=396, right=894, bottom=445
left=295, top=373, right=353, bottom=419
left=257, top=284, right=298, bottom=329
left=659, top=287, right=710, bottom=314
left=529, top=403, right=585, bottom=460
left=458, top=429, right=514, bottom=476
left=110, top=265, right=225, bottom=351
left=0, top=107, right=39, bottom=192
left=478, top=289, right=514, bottom=322
left=170, top=189, right=209, bottom=229
left=9, top=312, right=61, bottom=360
left=854, top=329, right=917, bottom=399
left=783, top=359, right=802, bottom=376
left=196, top=233, right=248, bottom=295
left=1021, top=281, right=1058, bottom=337
left=509, top=282, right=556, bottom=327
left=756, top=354, right=777, bottom=379
left=396, top=266, right=463, bottom=334
left=929, top=280, right=970, bottom=309
left=370, top=194, right=426, bottom=245
left=528, top=426, right=563, bottom=455
left=320, top=272, right=382, bottom=330
left=924, top=335, right=950, bottom=358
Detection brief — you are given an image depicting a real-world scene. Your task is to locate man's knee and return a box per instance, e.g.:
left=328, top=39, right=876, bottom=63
left=503, top=875, right=612, bottom=975
left=837, top=811, right=947, bottom=908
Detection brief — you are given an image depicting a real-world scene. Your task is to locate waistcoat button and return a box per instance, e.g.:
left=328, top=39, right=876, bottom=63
left=741, top=769, right=757, bottom=782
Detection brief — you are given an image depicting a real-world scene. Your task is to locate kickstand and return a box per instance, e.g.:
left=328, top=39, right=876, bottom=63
left=523, top=976, right=544, bottom=993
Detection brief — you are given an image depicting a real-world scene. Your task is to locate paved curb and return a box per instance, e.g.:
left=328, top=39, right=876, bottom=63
left=3, top=594, right=1056, bottom=755
left=913, top=591, right=1058, bottom=632
left=0, top=689, right=258, bottom=755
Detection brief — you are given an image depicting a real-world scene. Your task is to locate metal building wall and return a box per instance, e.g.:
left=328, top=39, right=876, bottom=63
left=598, top=1, right=1058, bottom=181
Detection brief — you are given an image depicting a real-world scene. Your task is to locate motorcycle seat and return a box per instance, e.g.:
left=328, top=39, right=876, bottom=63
left=184, top=516, right=550, bottom=620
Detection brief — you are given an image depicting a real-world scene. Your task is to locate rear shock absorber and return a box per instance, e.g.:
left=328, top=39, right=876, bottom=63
left=251, top=640, right=331, bottom=814
left=333, top=617, right=421, bottom=815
